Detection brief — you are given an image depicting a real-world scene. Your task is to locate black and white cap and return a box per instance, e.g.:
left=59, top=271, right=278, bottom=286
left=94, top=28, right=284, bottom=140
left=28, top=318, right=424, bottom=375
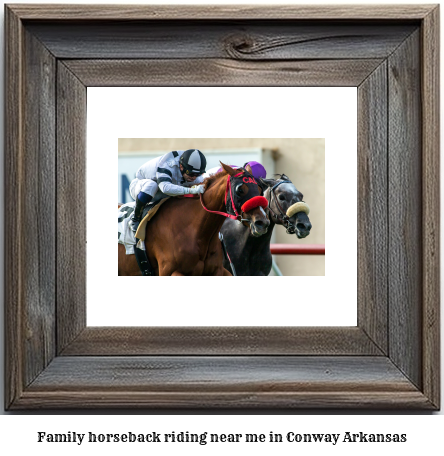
left=180, top=149, right=207, bottom=174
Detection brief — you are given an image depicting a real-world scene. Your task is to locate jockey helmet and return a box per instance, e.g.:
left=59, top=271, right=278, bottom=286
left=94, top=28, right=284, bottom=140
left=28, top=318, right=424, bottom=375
left=244, top=161, right=267, bottom=179
left=180, top=149, right=207, bottom=176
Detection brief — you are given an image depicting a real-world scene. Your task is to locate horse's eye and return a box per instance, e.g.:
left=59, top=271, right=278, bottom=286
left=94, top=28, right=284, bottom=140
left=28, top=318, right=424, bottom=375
left=278, top=194, right=285, bottom=201
left=235, top=183, right=244, bottom=196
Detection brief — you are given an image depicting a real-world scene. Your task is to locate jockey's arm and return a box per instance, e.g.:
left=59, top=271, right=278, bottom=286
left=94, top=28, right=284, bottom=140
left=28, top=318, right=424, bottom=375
left=156, top=169, right=204, bottom=196
left=159, top=180, right=205, bottom=195
left=158, top=180, right=192, bottom=196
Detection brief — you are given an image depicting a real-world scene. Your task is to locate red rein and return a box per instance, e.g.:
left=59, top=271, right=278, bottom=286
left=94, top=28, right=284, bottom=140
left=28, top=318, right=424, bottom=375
left=200, top=174, right=268, bottom=221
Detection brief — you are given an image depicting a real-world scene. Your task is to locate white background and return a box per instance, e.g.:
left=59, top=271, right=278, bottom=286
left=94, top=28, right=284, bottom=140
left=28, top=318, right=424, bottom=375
left=1, top=414, right=443, bottom=454
left=87, top=87, right=356, bottom=326
left=0, top=0, right=442, bottom=446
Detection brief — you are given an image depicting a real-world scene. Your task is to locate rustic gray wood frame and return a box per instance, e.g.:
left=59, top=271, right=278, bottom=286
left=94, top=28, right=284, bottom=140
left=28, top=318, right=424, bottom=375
left=4, top=4, right=440, bottom=410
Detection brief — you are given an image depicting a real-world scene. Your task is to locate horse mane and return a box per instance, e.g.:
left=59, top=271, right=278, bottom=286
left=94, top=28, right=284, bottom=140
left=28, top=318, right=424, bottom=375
left=203, top=170, right=228, bottom=191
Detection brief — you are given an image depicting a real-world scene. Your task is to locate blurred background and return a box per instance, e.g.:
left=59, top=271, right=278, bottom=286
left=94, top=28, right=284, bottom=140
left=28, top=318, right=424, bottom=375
left=118, top=138, right=325, bottom=276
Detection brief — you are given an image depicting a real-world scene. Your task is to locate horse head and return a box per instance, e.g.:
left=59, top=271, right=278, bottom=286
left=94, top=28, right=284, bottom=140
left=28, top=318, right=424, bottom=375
left=260, top=174, right=312, bottom=239
left=220, top=162, right=270, bottom=237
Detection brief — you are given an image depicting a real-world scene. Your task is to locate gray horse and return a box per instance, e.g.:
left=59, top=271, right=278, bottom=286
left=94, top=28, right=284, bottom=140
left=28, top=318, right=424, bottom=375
left=220, top=174, right=312, bottom=276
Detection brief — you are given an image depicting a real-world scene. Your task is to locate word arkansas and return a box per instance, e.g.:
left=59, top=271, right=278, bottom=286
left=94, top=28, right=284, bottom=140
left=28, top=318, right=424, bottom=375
left=343, top=432, right=407, bottom=443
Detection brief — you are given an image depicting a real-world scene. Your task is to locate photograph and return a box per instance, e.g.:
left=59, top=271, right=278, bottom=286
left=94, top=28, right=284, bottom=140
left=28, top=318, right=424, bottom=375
left=117, top=139, right=325, bottom=277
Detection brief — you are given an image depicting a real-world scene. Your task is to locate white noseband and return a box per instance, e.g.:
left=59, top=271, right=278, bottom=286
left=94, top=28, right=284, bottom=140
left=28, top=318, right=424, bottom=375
left=286, top=201, right=310, bottom=218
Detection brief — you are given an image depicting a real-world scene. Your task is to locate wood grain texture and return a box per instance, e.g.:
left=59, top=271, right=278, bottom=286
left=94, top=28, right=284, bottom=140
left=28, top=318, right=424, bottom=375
left=4, top=5, right=24, bottom=410
left=5, top=9, right=58, bottom=409
left=7, top=4, right=435, bottom=20
left=27, top=22, right=416, bottom=60
left=63, top=58, right=384, bottom=87
left=357, top=62, right=388, bottom=354
left=421, top=6, right=440, bottom=409
left=388, top=31, right=422, bottom=389
left=20, top=27, right=57, bottom=389
left=61, top=327, right=382, bottom=356
left=15, top=390, right=434, bottom=410
left=13, top=356, right=433, bottom=409
left=56, top=62, right=87, bottom=353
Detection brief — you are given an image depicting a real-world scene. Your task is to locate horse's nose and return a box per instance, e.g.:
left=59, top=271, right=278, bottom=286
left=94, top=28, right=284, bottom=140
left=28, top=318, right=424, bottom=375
left=297, top=221, right=312, bottom=232
left=255, top=219, right=269, bottom=228
left=254, top=219, right=270, bottom=232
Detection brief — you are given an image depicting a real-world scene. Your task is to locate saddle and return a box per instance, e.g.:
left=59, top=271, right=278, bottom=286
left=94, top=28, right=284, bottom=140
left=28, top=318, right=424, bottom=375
left=134, top=197, right=169, bottom=240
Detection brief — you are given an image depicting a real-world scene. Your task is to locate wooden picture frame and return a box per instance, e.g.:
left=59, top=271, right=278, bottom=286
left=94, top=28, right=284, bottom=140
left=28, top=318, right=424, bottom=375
left=5, top=4, right=440, bottom=410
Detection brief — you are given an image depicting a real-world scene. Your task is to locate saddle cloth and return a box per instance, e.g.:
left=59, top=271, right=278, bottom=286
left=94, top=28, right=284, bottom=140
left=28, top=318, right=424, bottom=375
left=118, top=197, right=169, bottom=255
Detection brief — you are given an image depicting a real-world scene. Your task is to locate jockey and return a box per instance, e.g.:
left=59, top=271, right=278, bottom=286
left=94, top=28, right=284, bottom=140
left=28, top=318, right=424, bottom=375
left=129, top=149, right=207, bottom=232
left=203, top=160, right=267, bottom=180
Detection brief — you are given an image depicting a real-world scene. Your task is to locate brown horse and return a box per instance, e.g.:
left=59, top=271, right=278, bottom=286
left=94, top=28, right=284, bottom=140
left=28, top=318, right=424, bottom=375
left=118, top=163, right=270, bottom=276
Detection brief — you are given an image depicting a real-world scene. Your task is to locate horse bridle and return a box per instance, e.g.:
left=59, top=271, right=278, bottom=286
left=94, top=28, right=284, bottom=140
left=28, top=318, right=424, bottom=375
left=200, top=170, right=268, bottom=223
left=266, top=179, right=300, bottom=234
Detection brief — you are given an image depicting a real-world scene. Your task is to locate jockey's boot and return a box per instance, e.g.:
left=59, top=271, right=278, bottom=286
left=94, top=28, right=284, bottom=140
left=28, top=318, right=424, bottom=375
left=130, top=195, right=151, bottom=233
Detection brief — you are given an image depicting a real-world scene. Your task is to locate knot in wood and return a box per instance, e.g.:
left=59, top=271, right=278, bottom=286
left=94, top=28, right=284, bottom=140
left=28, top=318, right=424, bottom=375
left=224, top=34, right=255, bottom=59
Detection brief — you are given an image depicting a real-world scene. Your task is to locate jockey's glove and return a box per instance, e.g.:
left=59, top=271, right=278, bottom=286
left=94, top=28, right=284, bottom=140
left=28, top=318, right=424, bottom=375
left=189, top=185, right=205, bottom=195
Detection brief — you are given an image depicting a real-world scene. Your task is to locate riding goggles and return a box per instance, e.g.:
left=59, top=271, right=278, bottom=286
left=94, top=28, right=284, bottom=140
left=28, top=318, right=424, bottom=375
left=185, top=170, right=203, bottom=177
